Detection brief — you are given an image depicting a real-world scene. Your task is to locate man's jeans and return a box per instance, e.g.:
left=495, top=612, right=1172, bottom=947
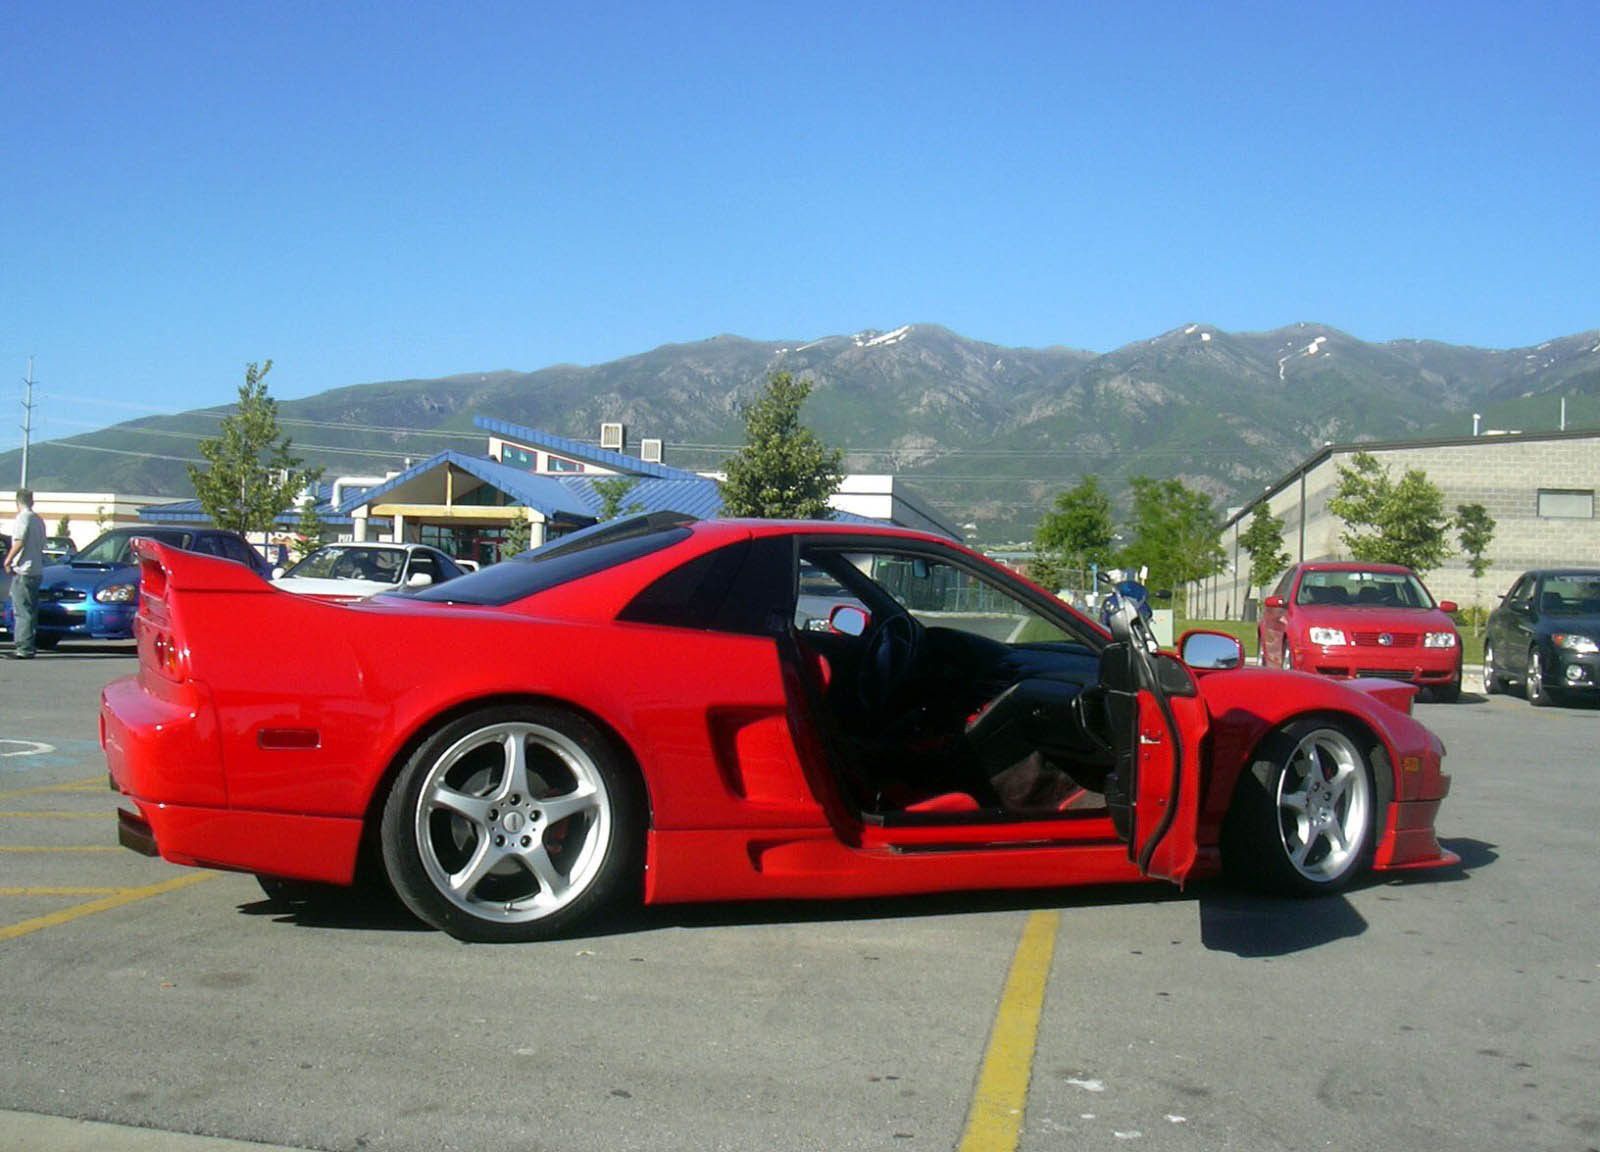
left=11, top=574, right=42, bottom=657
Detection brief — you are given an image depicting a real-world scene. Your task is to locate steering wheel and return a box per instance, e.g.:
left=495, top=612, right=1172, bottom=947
left=857, top=611, right=921, bottom=713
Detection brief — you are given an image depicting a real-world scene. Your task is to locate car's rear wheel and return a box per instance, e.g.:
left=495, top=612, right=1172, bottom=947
left=1482, top=641, right=1502, bottom=695
left=1223, top=719, right=1376, bottom=895
left=381, top=705, right=643, bottom=942
left=1526, top=648, right=1556, bottom=707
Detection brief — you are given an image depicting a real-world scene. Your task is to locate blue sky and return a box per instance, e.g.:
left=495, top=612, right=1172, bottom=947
left=3, top=2, right=1596, bottom=453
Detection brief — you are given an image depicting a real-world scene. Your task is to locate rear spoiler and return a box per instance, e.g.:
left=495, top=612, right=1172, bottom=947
left=134, top=538, right=273, bottom=600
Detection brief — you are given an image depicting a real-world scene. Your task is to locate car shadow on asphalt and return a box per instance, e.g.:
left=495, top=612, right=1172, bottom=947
left=230, top=842, right=1500, bottom=947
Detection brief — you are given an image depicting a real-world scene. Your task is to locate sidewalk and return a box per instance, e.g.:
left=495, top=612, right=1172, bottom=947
left=0, top=1111, right=313, bottom=1152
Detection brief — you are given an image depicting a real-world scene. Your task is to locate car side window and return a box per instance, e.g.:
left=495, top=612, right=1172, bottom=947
left=1273, top=570, right=1294, bottom=600
left=192, top=535, right=227, bottom=558
left=1507, top=575, right=1534, bottom=609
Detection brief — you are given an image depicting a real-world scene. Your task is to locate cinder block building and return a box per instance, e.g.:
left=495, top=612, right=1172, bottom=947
left=1199, top=429, right=1600, bottom=619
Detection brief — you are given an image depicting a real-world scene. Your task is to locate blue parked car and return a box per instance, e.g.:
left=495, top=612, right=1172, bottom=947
left=4, top=526, right=268, bottom=648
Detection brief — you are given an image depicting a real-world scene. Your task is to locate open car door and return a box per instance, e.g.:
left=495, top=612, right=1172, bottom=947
left=1098, top=602, right=1208, bottom=884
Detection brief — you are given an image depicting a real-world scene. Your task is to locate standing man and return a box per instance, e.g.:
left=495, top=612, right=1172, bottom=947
left=4, top=488, right=46, bottom=659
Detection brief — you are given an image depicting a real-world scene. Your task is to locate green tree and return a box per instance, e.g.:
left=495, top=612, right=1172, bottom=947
left=1239, top=503, right=1291, bottom=600
left=1034, top=476, right=1115, bottom=593
left=1455, top=502, right=1497, bottom=634
left=53, top=516, right=71, bottom=538
left=593, top=476, right=643, bottom=520
left=1328, top=451, right=1450, bottom=574
left=290, top=489, right=324, bottom=559
left=188, top=361, right=322, bottom=535
left=719, top=372, right=843, bottom=519
left=1122, top=476, right=1225, bottom=596
left=501, top=514, right=532, bottom=558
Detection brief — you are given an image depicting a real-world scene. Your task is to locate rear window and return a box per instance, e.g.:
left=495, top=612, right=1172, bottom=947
left=410, top=525, right=693, bottom=606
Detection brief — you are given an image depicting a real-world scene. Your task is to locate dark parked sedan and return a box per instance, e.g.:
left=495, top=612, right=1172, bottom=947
left=1483, top=568, right=1600, bottom=706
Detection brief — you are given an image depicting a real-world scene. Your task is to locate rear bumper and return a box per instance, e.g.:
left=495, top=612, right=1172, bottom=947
left=101, top=674, right=361, bottom=884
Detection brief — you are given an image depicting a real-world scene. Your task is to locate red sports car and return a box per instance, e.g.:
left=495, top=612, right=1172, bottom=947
left=102, top=514, right=1456, bottom=942
left=1257, top=562, right=1464, bottom=702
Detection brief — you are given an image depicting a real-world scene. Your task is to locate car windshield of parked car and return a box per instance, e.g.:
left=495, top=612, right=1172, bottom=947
left=283, top=546, right=406, bottom=584
left=1540, top=574, right=1600, bottom=615
left=72, top=529, right=193, bottom=566
left=1296, top=569, right=1434, bottom=609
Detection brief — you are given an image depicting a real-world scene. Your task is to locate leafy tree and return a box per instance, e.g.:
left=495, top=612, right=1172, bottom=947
left=1239, top=503, right=1291, bottom=600
left=1328, top=451, right=1450, bottom=574
left=188, top=361, right=322, bottom=535
left=1034, top=476, right=1115, bottom=592
left=593, top=476, right=643, bottom=520
left=719, top=372, right=843, bottom=519
left=1455, top=502, right=1496, bottom=634
left=1455, top=502, right=1495, bottom=578
left=53, top=516, right=71, bottom=538
left=1121, top=476, right=1225, bottom=595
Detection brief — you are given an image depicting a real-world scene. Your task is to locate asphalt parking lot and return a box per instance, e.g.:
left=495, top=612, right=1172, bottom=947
left=2, top=642, right=1598, bottom=1152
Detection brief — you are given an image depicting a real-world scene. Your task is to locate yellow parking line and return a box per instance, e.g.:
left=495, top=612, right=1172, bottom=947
left=957, top=910, right=1059, bottom=1152
left=0, top=886, right=128, bottom=896
left=0, top=872, right=217, bottom=942
left=0, top=846, right=121, bottom=854
left=0, top=777, right=105, bottom=800
left=0, top=811, right=104, bottom=820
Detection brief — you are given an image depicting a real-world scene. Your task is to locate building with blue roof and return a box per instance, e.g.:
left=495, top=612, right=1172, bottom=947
left=141, top=414, right=957, bottom=565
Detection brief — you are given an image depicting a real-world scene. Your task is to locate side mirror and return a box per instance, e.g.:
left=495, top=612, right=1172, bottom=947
left=1263, top=595, right=1285, bottom=609
left=1180, top=630, right=1244, bottom=671
left=1438, top=600, right=1458, bottom=614
left=407, top=572, right=434, bottom=588
left=829, top=604, right=869, bottom=637
left=271, top=566, right=285, bottom=579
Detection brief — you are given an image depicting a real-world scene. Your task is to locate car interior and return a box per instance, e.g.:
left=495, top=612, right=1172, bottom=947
left=790, top=546, right=1119, bottom=823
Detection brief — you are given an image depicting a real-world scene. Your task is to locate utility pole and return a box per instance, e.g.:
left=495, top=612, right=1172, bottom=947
left=19, top=357, right=36, bottom=487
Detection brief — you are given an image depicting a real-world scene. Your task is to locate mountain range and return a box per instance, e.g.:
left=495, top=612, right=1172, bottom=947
left=8, top=322, right=1599, bottom=541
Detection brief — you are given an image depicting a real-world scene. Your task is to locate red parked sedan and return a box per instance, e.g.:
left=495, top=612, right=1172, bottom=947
left=1258, top=562, right=1463, bottom=701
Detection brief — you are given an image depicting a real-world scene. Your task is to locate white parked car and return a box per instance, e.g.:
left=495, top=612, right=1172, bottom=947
left=271, top=543, right=467, bottom=602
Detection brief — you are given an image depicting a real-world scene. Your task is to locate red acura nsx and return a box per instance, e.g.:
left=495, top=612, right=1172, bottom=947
left=102, top=514, right=1456, bottom=942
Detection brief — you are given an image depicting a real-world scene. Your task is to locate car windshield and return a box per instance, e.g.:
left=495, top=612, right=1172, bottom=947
left=72, top=529, right=193, bottom=566
left=1296, top=569, right=1434, bottom=609
left=1540, top=574, right=1600, bottom=615
left=283, top=546, right=406, bottom=584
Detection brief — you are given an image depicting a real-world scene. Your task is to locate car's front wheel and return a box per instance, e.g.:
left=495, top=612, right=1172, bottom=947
left=381, top=705, right=643, bottom=942
left=1223, top=719, right=1377, bottom=895
left=1526, top=648, right=1557, bottom=708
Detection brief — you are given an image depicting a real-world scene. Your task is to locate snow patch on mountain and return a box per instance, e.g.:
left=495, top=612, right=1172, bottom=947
left=859, top=325, right=913, bottom=349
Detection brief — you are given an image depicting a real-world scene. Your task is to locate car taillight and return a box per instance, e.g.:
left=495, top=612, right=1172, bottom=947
left=148, top=629, right=188, bottom=681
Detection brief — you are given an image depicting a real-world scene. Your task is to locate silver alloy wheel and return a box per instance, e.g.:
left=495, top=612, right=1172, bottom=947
left=1482, top=641, right=1499, bottom=694
left=1527, top=649, right=1548, bottom=705
left=1274, top=727, right=1372, bottom=883
left=413, top=721, right=611, bottom=925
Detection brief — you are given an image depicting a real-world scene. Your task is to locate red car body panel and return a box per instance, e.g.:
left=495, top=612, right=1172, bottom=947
left=102, top=524, right=1455, bottom=915
left=1258, top=562, right=1462, bottom=688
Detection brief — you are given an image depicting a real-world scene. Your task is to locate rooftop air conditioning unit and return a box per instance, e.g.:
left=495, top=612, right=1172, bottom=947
left=600, top=422, right=625, bottom=451
left=640, top=438, right=664, bottom=464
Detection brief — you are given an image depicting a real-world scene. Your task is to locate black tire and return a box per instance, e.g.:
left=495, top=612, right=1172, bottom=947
left=1482, top=641, right=1502, bottom=695
left=1526, top=648, right=1557, bottom=707
left=34, top=634, right=62, bottom=651
left=1432, top=673, right=1462, bottom=704
left=380, top=704, right=643, bottom=943
left=1222, top=718, right=1378, bottom=896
